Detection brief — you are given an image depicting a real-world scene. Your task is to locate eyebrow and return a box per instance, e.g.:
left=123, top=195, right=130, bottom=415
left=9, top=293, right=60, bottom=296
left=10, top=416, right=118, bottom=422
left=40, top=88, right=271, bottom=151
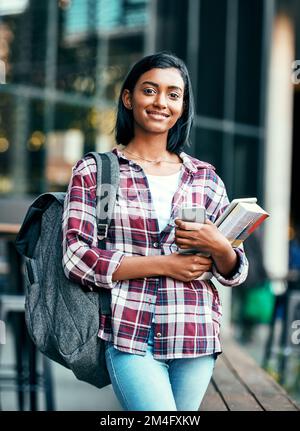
left=141, top=81, right=183, bottom=92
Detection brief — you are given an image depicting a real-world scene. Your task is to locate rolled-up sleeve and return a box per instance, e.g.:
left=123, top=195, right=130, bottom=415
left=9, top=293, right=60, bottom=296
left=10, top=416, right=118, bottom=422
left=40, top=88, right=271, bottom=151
left=212, top=246, right=249, bottom=286
left=206, top=171, right=249, bottom=287
left=62, top=156, right=125, bottom=290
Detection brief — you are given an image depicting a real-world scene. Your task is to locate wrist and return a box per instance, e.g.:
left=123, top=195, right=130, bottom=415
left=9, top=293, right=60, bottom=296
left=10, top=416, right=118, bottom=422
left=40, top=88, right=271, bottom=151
left=152, top=255, right=168, bottom=276
left=156, top=255, right=171, bottom=277
left=211, top=237, right=232, bottom=259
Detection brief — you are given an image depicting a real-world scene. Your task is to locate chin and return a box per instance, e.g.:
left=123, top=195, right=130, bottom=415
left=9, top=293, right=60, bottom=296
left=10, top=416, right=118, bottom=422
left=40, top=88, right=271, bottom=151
left=147, top=127, right=170, bottom=135
left=146, top=121, right=175, bottom=132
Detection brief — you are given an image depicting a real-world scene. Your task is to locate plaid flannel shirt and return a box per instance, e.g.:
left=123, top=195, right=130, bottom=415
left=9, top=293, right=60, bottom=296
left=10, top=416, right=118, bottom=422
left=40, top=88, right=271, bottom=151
left=62, top=147, right=248, bottom=359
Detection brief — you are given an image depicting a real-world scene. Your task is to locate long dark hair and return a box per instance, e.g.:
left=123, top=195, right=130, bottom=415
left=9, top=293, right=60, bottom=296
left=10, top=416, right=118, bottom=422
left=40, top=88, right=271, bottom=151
left=115, top=52, right=194, bottom=154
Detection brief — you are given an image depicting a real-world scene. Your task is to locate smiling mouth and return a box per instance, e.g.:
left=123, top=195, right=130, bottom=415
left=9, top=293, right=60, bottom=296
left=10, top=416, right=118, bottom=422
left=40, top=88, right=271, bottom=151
left=146, top=110, right=170, bottom=118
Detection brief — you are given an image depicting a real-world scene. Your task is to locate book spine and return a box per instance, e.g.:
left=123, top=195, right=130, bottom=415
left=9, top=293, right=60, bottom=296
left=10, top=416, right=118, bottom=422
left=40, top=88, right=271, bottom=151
left=247, top=213, right=268, bottom=235
left=230, top=213, right=268, bottom=247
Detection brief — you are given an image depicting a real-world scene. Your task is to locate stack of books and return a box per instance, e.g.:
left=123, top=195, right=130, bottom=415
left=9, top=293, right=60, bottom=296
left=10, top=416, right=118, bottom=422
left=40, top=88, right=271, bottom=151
left=215, top=197, right=269, bottom=248
left=184, top=197, right=269, bottom=280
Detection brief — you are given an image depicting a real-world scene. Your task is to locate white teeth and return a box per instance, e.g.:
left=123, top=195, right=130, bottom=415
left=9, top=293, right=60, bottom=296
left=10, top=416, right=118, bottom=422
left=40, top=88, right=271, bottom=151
left=147, top=111, right=169, bottom=118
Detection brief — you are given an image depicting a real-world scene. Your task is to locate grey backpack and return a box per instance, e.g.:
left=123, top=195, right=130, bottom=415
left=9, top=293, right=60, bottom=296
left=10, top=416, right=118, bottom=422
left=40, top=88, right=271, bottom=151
left=15, top=151, right=119, bottom=388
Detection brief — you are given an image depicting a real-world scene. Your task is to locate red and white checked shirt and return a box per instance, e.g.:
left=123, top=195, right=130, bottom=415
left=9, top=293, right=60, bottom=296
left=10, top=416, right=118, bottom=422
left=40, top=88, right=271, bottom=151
left=62, top=146, right=248, bottom=359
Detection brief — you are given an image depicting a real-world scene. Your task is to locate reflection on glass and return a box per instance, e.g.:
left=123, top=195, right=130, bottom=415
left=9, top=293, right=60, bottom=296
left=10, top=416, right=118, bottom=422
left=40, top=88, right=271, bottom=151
left=0, top=0, right=149, bottom=195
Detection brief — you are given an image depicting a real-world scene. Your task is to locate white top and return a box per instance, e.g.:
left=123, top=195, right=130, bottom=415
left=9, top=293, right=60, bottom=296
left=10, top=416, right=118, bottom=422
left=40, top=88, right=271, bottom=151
left=146, top=168, right=182, bottom=323
left=146, top=169, right=182, bottom=233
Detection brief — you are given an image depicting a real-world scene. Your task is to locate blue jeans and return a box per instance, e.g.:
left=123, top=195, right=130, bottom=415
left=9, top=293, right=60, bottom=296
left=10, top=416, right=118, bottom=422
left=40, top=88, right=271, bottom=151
left=105, top=324, right=217, bottom=411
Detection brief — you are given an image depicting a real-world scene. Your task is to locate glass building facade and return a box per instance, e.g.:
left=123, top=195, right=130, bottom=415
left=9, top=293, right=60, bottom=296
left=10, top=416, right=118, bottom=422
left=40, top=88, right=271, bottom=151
left=153, top=0, right=268, bottom=203
left=0, top=0, right=299, bottom=231
left=0, top=0, right=150, bottom=194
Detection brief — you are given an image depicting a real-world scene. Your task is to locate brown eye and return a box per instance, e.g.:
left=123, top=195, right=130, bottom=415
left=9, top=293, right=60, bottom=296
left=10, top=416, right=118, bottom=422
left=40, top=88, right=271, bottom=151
left=170, top=92, right=180, bottom=100
left=143, top=88, right=156, bottom=95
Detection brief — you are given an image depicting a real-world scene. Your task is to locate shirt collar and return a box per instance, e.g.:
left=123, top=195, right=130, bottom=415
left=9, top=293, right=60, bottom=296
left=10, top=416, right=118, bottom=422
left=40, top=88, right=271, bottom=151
left=111, top=146, right=215, bottom=174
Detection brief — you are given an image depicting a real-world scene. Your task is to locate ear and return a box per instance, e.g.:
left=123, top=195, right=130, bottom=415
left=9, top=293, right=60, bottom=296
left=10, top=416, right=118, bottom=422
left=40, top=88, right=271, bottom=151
left=122, top=89, right=132, bottom=110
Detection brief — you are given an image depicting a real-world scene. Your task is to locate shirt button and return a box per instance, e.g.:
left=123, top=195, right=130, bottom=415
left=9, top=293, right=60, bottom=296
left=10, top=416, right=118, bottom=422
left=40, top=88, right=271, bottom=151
left=153, top=242, right=159, bottom=248
left=156, top=332, right=162, bottom=338
left=148, top=298, right=152, bottom=303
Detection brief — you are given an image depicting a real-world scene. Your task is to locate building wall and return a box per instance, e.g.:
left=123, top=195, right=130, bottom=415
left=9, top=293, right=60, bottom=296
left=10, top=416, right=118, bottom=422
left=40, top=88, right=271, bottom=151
left=0, top=0, right=150, bottom=194
left=0, top=0, right=270, bottom=200
left=154, top=0, right=268, bottom=204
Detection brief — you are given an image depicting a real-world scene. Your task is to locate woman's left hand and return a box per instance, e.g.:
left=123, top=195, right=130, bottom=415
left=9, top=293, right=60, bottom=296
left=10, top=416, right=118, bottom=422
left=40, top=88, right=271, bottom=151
left=174, top=218, right=230, bottom=258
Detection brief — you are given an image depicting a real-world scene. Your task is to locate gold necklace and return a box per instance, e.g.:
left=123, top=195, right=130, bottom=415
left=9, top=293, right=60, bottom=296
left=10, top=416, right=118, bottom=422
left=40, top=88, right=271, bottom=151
left=123, top=148, right=181, bottom=164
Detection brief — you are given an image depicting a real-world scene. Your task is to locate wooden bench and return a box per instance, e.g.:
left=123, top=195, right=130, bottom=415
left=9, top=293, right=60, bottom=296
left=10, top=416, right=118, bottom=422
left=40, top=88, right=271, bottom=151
left=200, top=336, right=300, bottom=411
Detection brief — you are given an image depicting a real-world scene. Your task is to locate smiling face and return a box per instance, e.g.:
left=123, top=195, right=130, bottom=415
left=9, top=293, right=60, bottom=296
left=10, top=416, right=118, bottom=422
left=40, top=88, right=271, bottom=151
left=122, top=67, right=185, bottom=138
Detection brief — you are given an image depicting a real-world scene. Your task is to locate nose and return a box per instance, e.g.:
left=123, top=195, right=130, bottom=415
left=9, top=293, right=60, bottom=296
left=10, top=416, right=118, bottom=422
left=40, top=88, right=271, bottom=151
left=153, top=92, right=167, bottom=108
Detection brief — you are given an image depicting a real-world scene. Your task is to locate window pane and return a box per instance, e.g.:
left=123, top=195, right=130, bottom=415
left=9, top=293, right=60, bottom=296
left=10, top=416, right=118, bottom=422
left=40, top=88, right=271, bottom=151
left=193, top=127, right=224, bottom=174
left=156, top=0, right=188, bottom=60
left=233, top=135, right=259, bottom=198
left=235, top=0, right=263, bottom=126
left=196, top=0, right=227, bottom=118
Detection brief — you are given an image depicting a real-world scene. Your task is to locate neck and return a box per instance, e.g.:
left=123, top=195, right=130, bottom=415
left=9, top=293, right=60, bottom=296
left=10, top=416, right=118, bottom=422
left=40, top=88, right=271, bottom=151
left=125, top=133, right=171, bottom=160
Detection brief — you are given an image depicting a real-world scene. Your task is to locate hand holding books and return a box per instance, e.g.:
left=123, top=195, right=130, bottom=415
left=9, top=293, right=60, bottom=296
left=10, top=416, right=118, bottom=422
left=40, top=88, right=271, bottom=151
left=174, top=213, right=230, bottom=280
left=175, top=206, right=210, bottom=255
left=175, top=206, right=228, bottom=257
left=174, top=198, right=269, bottom=280
left=175, top=198, right=269, bottom=252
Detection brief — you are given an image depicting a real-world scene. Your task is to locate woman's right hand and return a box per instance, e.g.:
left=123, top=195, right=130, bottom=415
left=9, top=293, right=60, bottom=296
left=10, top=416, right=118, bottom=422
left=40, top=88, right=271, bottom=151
left=162, top=252, right=213, bottom=282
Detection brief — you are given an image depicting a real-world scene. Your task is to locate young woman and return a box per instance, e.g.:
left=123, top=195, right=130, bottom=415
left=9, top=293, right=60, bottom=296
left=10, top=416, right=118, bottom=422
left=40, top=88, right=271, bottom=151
left=62, top=52, right=248, bottom=411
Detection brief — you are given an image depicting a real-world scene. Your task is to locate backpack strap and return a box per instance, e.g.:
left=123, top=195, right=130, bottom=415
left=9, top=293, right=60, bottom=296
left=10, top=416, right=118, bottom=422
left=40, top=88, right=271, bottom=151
left=84, top=151, right=120, bottom=315
left=85, top=151, right=120, bottom=247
